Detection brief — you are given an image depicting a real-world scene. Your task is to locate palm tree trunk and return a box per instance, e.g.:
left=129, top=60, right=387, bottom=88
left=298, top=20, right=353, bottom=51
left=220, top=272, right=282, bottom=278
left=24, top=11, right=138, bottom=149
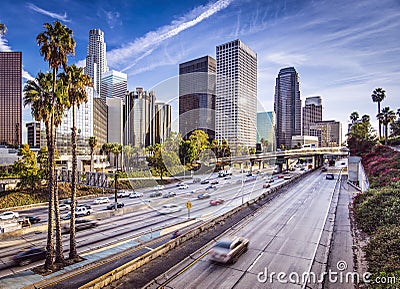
left=70, top=104, right=78, bottom=260
left=53, top=129, right=64, bottom=265
left=44, top=121, right=55, bottom=270
left=90, top=151, right=94, bottom=172
left=385, top=123, right=388, bottom=145
left=378, top=102, right=382, bottom=139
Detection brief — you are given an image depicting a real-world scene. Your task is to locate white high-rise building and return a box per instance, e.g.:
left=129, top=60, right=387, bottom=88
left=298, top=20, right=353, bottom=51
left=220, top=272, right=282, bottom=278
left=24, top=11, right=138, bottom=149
left=100, top=70, right=127, bottom=100
left=85, top=29, right=108, bottom=96
left=215, top=39, right=257, bottom=150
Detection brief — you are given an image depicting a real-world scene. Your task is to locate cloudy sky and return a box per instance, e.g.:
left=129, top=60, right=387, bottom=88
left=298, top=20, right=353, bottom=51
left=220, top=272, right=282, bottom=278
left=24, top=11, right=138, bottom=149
left=1, top=0, right=399, bottom=141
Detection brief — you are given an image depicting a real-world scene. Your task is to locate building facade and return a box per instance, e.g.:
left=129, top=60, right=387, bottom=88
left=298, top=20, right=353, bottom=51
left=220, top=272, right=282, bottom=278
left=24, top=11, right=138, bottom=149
left=179, top=56, right=216, bottom=140
left=26, top=121, right=40, bottom=148
left=215, top=39, right=257, bottom=150
left=310, top=120, right=342, bottom=147
left=85, top=29, right=108, bottom=96
left=100, top=70, right=127, bottom=100
left=274, top=67, right=301, bottom=149
left=0, top=52, right=22, bottom=146
left=256, top=111, right=275, bottom=151
left=106, top=97, right=124, bottom=145
left=93, top=98, right=108, bottom=148
left=302, top=96, right=322, bottom=136
left=154, top=102, right=171, bottom=144
left=124, top=88, right=155, bottom=148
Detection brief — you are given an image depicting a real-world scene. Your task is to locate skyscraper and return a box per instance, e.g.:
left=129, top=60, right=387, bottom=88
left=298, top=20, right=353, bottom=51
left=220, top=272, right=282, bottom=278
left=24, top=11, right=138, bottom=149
left=93, top=98, right=108, bottom=147
left=124, top=88, right=155, bottom=148
left=256, top=111, right=275, bottom=151
left=179, top=56, right=216, bottom=140
left=26, top=121, right=40, bottom=148
left=154, top=102, right=171, bottom=144
left=274, top=67, right=301, bottom=149
left=85, top=29, right=108, bottom=96
left=215, top=39, right=257, bottom=149
left=100, top=70, right=127, bottom=100
left=303, top=96, right=322, bottom=136
left=0, top=52, right=22, bottom=146
left=310, top=120, right=342, bottom=147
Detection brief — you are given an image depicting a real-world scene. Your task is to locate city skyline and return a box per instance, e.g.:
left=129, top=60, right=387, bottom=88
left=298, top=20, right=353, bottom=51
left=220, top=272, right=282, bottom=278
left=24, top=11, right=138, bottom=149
left=1, top=0, right=399, bottom=143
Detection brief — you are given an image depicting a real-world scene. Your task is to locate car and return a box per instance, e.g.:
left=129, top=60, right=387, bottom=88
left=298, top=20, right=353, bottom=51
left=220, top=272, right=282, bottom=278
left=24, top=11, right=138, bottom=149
left=209, top=236, right=249, bottom=263
left=206, top=185, right=217, bottom=191
left=200, top=179, right=210, bottom=184
left=129, top=191, right=143, bottom=198
left=106, top=202, right=124, bottom=210
left=0, top=211, right=19, bottom=220
left=59, top=203, right=71, bottom=211
left=158, top=204, right=182, bottom=214
left=178, top=183, right=189, bottom=189
left=117, top=190, right=131, bottom=198
left=75, top=206, right=93, bottom=217
left=210, top=199, right=224, bottom=206
left=321, top=167, right=328, bottom=172
left=18, top=216, right=40, bottom=227
left=63, top=199, right=78, bottom=205
left=211, top=180, right=219, bottom=185
left=300, top=167, right=306, bottom=171
left=13, top=248, right=46, bottom=266
left=283, top=175, right=291, bottom=180
left=263, top=183, right=271, bottom=188
left=163, top=191, right=176, bottom=198
left=155, top=185, right=165, bottom=190
left=326, top=173, right=334, bottom=180
left=278, top=175, right=284, bottom=179
left=246, top=172, right=252, bottom=177
left=197, top=193, right=211, bottom=199
left=77, top=204, right=92, bottom=210
left=63, top=219, right=98, bottom=233
left=267, top=178, right=275, bottom=183
left=150, top=191, right=162, bottom=197
left=93, top=197, right=110, bottom=204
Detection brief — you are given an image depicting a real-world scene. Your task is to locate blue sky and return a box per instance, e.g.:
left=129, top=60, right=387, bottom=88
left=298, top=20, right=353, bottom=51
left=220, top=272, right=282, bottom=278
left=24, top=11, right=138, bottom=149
left=1, top=0, right=400, bottom=141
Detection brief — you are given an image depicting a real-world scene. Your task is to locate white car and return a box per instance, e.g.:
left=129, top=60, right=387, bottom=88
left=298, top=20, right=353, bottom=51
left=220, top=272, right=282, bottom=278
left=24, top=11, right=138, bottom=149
left=117, top=190, right=131, bottom=198
left=93, top=197, right=110, bottom=204
left=178, top=184, right=189, bottom=189
left=155, top=185, right=165, bottom=190
left=0, top=211, right=19, bottom=220
left=158, top=204, right=182, bottom=214
left=129, top=192, right=144, bottom=198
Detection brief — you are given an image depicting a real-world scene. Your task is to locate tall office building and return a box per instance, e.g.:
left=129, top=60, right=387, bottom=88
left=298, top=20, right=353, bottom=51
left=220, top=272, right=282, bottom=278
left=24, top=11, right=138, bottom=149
left=310, top=120, right=342, bottom=147
left=256, top=111, right=275, bottom=151
left=154, top=102, right=171, bottom=144
left=26, top=121, right=41, bottom=148
left=106, top=97, right=124, bottom=145
left=124, top=88, right=155, bottom=148
left=215, top=39, right=257, bottom=149
left=0, top=52, right=22, bottom=146
left=274, top=67, right=301, bottom=149
left=93, top=98, right=108, bottom=148
left=303, top=96, right=322, bottom=136
left=85, top=29, right=108, bottom=96
left=100, top=70, right=127, bottom=100
left=179, top=56, right=216, bottom=140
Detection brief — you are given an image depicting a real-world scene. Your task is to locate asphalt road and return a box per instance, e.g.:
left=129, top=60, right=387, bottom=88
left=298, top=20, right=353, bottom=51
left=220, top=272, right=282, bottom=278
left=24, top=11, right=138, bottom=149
left=149, top=170, right=337, bottom=289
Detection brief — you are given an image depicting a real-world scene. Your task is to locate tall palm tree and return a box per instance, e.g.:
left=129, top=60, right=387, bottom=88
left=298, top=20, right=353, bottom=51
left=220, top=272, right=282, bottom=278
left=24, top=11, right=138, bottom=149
left=123, top=144, right=134, bottom=171
left=111, top=143, right=123, bottom=171
left=36, top=20, right=75, bottom=269
left=89, top=137, right=98, bottom=172
left=377, top=107, right=396, bottom=145
left=102, top=142, right=114, bottom=165
left=361, top=114, right=370, bottom=123
left=371, top=88, right=386, bottom=139
left=59, top=65, right=91, bottom=260
left=350, top=111, right=359, bottom=123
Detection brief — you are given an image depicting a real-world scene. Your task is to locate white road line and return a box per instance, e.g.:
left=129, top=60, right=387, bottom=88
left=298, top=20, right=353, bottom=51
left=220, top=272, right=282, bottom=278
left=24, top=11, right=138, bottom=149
left=248, top=252, right=263, bottom=272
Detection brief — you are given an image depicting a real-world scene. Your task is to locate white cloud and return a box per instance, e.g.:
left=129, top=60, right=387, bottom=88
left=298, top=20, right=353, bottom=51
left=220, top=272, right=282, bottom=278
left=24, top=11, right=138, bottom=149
left=107, top=0, right=233, bottom=71
left=26, top=3, right=71, bottom=22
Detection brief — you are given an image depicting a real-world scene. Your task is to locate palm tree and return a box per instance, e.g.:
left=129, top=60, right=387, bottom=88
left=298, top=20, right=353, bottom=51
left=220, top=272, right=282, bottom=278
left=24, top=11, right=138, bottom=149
left=371, top=88, right=386, bottom=139
left=111, top=143, right=123, bottom=171
left=89, top=137, right=98, bottom=172
left=377, top=107, right=396, bottom=145
left=102, top=142, right=114, bottom=165
left=350, top=111, right=359, bottom=123
left=397, top=108, right=400, bottom=118
left=361, top=114, right=370, bottom=123
left=59, top=65, right=91, bottom=260
left=123, top=144, right=134, bottom=171
left=36, top=20, right=75, bottom=269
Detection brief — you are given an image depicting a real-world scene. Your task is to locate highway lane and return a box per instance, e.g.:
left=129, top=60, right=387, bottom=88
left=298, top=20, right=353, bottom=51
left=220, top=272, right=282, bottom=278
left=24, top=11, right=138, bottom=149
left=154, top=169, right=337, bottom=289
left=0, top=168, right=296, bottom=277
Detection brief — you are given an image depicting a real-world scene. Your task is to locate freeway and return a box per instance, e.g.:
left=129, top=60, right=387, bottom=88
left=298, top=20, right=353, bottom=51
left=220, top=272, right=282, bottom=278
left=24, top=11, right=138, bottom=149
left=143, top=169, right=339, bottom=289
left=0, top=166, right=298, bottom=280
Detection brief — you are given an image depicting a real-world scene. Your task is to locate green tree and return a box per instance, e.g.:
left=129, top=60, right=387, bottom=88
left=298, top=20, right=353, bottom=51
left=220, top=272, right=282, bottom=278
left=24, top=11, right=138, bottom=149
left=146, top=144, right=167, bottom=180
left=179, top=139, right=196, bottom=166
left=390, top=119, right=400, bottom=137
left=371, top=88, right=386, bottom=139
left=13, top=144, right=41, bottom=189
left=350, top=111, right=359, bottom=123
left=260, top=138, right=269, bottom=152
left=111, top=143, right=123, bottom=171
left=188, top=130, right=210, bottom=160
left=347, top=113, right=377, bottom=155
left=89, top=137, right=97, bottom=172
left=377, top=107, right=396, bottom=145
left=36, top=20, right=75, bottom=268
left=37, top=147, right=49, bottom=179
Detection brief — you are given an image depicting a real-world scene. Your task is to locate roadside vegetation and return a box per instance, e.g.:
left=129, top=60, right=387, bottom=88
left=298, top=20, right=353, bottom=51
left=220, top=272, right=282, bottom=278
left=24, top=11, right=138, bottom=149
left=348, top=88, right=400, bottom=287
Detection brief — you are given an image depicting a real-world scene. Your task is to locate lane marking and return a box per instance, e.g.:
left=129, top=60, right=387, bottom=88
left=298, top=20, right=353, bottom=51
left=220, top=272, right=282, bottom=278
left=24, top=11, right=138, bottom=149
left=248, top=252, right=263, bottom=271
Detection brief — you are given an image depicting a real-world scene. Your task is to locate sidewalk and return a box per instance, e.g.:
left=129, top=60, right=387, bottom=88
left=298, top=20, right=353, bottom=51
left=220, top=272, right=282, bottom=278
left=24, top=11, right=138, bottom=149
left=324, top=176, right=358, bottom=289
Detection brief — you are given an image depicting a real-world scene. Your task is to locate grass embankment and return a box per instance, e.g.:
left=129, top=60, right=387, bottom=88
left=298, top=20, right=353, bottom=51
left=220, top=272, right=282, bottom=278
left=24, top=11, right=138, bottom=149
left=353, top=145, right=400, bottom=287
